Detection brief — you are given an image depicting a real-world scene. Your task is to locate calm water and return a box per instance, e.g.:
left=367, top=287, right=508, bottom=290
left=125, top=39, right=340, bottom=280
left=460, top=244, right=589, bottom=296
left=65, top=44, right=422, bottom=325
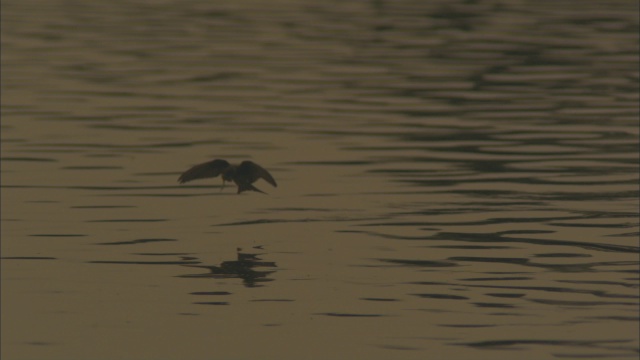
left=2, top=0, right=639, bottom=359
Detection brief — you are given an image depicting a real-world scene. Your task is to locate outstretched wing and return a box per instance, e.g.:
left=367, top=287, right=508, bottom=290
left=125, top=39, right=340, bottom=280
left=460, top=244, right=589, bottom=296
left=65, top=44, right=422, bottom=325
left=178, top=159, right=230, bottom=184
left=237, top=161, right=277, bottom=187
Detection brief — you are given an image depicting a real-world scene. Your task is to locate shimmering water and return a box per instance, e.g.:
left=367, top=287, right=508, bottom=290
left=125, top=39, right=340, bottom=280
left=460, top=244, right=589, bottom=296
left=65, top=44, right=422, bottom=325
left=2, top=0, right=639, bottom=359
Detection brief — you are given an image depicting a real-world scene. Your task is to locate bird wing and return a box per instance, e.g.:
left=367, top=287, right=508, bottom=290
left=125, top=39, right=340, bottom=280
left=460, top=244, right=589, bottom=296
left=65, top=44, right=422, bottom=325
left=238, top=161, right=277, bottom=187
left=178, top=159, right=230, bottom=184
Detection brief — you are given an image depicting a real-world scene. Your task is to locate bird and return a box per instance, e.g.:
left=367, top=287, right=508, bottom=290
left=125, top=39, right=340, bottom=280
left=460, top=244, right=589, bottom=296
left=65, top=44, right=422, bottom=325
left=178, top=159, right=277, bottom=194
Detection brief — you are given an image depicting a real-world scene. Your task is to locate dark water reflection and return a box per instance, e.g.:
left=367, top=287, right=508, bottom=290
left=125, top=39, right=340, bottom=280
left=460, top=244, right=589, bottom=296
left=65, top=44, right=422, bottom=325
left=2, top=0, right=639, bottom=359
left=180, top=249, right=277, bottom=288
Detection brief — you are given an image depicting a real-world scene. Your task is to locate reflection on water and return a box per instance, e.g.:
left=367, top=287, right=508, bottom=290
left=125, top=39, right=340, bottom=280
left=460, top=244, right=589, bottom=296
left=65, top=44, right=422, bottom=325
left=180, top=248, right=277, bottom=289
left=2, top=0, right=639, bottom=359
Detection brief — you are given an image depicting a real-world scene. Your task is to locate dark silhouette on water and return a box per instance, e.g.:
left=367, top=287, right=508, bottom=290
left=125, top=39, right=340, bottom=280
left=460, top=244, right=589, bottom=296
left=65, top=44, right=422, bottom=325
left=178, top=159, right=277, bottom=194
left=179, top=247, right=277, bottom=287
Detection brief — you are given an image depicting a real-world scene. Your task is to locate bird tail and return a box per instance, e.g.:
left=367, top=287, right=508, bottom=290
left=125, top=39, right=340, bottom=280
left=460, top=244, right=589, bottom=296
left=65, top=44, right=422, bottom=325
left=237, top=183, right=266, bottom=194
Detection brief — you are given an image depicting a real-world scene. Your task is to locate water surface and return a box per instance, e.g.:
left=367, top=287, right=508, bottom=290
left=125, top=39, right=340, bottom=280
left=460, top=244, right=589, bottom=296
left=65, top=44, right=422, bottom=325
left=2, top=0, right=639, bottom=359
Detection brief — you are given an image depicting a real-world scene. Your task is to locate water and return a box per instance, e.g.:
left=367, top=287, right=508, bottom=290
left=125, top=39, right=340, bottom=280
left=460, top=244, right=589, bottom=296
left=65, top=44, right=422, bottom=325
left=2, top=0, right=639, bottom=359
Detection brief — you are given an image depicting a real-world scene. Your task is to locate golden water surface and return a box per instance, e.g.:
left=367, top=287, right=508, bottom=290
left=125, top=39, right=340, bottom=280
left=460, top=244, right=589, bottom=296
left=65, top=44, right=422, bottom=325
left=2, top=0, right=639, bottom=359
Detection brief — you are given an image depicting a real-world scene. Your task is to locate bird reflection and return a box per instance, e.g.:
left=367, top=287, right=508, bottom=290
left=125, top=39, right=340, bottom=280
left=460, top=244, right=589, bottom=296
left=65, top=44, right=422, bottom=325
left=178, top=159, right=277, bottom=194
left=180, top=248, right=277, bottom=287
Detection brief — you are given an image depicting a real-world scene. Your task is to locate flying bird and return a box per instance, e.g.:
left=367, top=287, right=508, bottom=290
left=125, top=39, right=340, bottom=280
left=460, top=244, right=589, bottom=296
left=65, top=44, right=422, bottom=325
left=178, top=159, right=277, bottom=194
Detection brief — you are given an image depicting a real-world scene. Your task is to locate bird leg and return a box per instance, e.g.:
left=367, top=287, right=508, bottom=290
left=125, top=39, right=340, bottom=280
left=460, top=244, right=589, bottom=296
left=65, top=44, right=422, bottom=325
left=220, top=179, right=226, bottom=192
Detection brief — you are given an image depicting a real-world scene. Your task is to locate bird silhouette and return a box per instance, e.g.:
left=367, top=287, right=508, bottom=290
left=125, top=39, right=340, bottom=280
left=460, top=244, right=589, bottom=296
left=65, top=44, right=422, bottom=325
left=178, top=159, right=277, bottom=194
